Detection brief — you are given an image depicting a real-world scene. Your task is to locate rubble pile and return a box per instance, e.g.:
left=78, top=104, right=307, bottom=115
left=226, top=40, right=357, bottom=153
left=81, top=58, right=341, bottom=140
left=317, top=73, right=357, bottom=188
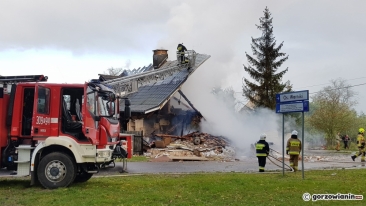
left=145, top=132, right=235, bottom=161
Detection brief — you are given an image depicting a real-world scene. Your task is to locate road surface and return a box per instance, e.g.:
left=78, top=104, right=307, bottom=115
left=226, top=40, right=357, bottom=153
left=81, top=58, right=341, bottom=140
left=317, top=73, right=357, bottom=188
left=0, top=149, right=364, bottom=177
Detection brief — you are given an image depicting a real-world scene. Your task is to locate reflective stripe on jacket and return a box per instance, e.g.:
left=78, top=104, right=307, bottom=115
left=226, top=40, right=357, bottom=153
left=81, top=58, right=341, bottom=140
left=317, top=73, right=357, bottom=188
left=356, top=134, right=365, bottom=148
left=256, top=140, right=269, bottom=157
left=286, top=137, right=301, bottom=155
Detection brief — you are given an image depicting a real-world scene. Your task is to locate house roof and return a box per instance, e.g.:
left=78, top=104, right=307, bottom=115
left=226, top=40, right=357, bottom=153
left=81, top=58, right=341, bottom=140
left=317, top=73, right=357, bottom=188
left=121, top=64, right=154, bottom=77
left=98, top=74, right=120, bottom=81
left=119, top=53, right=210, bottom=114
left=98, top=64, right=155, bottom=81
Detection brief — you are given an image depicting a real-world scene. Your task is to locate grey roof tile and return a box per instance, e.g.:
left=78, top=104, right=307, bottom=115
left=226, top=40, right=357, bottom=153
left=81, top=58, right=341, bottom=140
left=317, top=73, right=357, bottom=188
left=119, top=53, right=210, bottom=114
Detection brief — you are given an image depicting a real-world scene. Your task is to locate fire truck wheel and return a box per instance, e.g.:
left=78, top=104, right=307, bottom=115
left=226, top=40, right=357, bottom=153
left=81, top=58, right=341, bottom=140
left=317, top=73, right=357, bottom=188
left=37, top=152, right=77, bottom=189
left=74, top=172, right=93, bottom=183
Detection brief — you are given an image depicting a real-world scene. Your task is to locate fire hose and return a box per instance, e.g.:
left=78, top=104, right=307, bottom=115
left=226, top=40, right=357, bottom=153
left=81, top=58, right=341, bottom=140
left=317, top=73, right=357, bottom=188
left=267, top=148, right=294, bottom=172
left=99, top=142, right=128, bottom=173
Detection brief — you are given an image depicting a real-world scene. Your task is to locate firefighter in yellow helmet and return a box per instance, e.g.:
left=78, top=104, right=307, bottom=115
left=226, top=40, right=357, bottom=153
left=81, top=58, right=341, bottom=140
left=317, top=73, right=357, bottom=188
left=351, top=128, right=365, bottom=162
left=255, top=133, right=270, bottom=172
left=286, top=130, right=302, bottom=172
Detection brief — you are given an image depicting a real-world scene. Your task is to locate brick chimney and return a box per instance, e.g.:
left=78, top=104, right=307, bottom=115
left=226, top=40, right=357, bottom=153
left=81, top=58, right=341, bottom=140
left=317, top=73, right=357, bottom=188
left=153, top=49, right=168, bottom=69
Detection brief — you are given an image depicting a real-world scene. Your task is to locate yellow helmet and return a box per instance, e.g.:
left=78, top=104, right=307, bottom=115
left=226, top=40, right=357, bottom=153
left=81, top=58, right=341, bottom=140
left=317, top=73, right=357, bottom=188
left=359, top=128, right=365, bottom=134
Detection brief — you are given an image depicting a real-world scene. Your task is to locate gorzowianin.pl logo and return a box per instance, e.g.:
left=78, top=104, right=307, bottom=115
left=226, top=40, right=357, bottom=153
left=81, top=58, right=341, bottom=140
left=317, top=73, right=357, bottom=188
left=302, top=193, right=363, bottom=201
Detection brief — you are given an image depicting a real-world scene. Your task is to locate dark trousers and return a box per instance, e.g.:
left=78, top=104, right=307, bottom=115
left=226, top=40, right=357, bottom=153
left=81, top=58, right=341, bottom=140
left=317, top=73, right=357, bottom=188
left=344, top=141, right=349, bottom=149
left=257, top=156, right=267, bottom=172
left=180, top=54, right=185, bottom=63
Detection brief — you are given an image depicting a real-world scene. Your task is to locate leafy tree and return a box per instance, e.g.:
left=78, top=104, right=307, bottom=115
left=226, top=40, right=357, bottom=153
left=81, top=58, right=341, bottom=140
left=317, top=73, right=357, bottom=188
left=242, top=7, right=291, bottom=110
left=307, top=78, right=357, bottom=146
left=344, top=111, right=366, bottom=144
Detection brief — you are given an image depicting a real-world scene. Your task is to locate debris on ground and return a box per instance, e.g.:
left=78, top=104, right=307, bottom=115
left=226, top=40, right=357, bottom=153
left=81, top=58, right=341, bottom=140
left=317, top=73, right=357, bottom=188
left=269, top=149, right=350, bottom=162
left=308, top=145, right=327, bottom=150
left=145, top=132, right=235, bottom=161
left=144, top=132, right=352, bottom=163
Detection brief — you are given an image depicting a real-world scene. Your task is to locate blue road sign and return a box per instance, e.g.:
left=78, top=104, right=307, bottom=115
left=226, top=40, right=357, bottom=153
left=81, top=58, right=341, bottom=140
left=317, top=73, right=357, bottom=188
left=276, top=90, right=309, bottom=103
left=276, top=101, right=309, bottom=113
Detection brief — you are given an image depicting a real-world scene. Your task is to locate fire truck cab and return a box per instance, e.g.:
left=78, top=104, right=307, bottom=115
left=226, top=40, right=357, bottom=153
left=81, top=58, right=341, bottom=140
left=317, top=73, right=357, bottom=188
left=0, top=75, right=127, bottom=189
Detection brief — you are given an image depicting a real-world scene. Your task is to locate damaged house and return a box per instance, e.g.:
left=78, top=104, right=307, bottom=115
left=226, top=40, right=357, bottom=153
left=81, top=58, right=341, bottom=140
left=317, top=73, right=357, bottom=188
left=99, top=49, right=211, bottom=152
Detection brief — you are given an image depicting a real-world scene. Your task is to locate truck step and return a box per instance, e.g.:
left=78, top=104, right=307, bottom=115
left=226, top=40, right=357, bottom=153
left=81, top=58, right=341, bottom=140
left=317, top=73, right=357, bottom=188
left=15, top=145, right=35, bottom=176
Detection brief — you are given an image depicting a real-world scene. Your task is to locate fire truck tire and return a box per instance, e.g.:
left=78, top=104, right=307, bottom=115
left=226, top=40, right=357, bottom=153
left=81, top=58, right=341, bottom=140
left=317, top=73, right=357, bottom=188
left=74, top=172, right=93, bottom=183
left=37, top=152, right=77, bottom=189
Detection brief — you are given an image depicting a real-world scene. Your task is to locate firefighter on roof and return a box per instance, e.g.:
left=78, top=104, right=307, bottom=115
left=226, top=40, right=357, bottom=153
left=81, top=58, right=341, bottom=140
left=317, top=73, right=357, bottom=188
left=286, top=130, right=301, bottom=172
left=177, top=43, right=188, bottom=64
left=351, top=128, right=365, bottom=162
left=256, top=133, right=270, bottom=172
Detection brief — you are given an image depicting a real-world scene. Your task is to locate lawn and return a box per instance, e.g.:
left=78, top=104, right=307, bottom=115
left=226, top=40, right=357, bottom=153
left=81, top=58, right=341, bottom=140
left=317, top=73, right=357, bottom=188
left=125, top=155, right=149, bottom=162
left=0, top=169, right=365, bottom=206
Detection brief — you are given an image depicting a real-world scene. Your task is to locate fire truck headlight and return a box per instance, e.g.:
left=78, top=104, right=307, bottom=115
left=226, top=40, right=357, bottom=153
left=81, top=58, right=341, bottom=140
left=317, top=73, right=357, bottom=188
left=97, top=151, right=111, bottom=158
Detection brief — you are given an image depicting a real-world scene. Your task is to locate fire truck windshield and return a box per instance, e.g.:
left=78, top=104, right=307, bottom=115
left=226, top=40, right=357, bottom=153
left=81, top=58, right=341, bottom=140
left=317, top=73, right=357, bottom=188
left=87, top=82, right=117, bottom=117
left=97, top=94, right=115, bottom=116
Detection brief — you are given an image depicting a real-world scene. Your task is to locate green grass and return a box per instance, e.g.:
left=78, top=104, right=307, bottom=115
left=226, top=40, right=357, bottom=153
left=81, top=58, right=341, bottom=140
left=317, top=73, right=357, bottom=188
left=1, top=169, right=366, bottom=206
left=115, top=155, right=148, bottom=162
left=128, top=155, right=149, bottom=162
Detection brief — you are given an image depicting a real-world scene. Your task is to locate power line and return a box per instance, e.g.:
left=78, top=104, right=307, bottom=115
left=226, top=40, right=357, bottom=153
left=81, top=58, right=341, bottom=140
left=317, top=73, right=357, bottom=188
left=309, top=82, right=366, bottom=94
left=294, top=76, right=366, bottom=90
left=234, top=77, right=366, bottom=94
left=234, top=82, right=366, bottom=95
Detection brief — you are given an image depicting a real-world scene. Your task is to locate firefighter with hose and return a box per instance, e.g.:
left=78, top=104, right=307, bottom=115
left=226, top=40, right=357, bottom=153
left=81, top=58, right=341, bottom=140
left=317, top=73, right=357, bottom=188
left=255, top=133, right=270, bottom=172
left=351, top=128, right=365, bottom=162
left=286, top=130, right=301, bottom=172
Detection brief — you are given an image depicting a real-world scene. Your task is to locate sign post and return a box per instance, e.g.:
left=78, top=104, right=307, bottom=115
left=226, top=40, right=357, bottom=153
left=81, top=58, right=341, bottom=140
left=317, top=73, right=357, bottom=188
left=276, top=90, right=309, bottom=179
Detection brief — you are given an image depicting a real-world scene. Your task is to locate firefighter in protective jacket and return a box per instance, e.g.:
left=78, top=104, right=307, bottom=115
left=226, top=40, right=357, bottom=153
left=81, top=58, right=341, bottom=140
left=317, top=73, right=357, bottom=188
left=177, top=43, right=188, bottom=64
left=351, top=128, right=365, bottom=162
left=256, top=133, right=270, bottom=172
left=286, top=130, right=301, bottom=172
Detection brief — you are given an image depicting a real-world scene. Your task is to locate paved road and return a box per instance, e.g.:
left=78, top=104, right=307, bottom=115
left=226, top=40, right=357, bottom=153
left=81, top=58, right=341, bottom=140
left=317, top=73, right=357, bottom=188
left=95, top=158, right=365, bottom=176
left=94, top=149, right=365, bottom=176
left=1, top=150, right=365, bottom=177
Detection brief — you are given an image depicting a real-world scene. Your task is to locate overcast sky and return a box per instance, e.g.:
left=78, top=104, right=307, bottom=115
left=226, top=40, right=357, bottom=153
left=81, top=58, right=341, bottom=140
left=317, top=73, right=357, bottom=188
left=1, top=0, right=366, bottom=114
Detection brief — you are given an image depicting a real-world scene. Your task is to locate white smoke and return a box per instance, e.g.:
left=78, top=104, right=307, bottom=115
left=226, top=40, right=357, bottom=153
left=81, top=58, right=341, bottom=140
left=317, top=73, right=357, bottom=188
left=180, top=66, right=301, bottom=158
left=178, top=48, right=329, bottom=159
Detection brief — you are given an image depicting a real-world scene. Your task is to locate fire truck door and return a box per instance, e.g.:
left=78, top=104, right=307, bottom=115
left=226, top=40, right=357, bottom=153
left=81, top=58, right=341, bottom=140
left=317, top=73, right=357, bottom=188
left=31, top=85, right=52, bottom=137
left=82, top=83, right=98, bottom=144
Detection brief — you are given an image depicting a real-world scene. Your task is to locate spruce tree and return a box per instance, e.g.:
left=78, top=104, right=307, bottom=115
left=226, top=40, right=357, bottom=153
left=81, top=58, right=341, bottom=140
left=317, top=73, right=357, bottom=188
left=243, top=7, right=291, bottom=110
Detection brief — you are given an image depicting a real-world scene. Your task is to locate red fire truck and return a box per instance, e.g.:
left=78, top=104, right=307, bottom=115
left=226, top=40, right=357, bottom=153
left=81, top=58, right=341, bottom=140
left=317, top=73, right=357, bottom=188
left=0, top=75, right=128, bottom=189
